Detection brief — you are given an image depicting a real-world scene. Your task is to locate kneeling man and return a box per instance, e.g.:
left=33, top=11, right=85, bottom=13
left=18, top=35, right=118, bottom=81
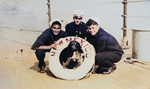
left=86, top=17, right=124, bottom=74
left=31, top=20, right=67, bottom=73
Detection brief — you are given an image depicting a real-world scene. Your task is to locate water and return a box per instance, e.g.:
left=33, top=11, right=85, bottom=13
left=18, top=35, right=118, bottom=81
left=0, top=0, right=150, bottom=44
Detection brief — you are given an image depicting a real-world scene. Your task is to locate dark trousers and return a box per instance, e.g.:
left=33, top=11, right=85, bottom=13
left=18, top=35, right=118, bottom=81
left=95, top=52, right=122, bottom=72
left=35, top=49, right=50, bottom=68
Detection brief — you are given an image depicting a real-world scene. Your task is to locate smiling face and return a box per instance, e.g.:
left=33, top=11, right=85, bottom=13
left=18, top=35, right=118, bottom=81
left=87, top=24, right=99, bottom=36
left=51, top=24, right=61, bottom=35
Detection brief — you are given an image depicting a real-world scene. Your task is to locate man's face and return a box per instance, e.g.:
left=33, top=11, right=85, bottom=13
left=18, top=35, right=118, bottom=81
left=73, top=16, right=82, bottom=25
left=88, top=24, right=99, bottom=35
left=51, top=24, right=61, bottom=35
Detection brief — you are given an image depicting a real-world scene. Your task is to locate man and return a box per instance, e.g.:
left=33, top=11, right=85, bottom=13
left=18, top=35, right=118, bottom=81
left=65, top=10, right=88, bottom=39
left=86, top=17, right=124, bottom=74
left=31, top=20, right=67, bottom=73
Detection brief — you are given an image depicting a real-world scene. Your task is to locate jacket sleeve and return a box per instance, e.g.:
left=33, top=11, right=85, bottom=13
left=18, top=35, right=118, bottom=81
left=96, top=39, right=107, bottom=52
left=31, top=33, right=48, bottom=50
left=95, top=35, right=109, bottom=52
left=65, top=24, right=70, bottom=36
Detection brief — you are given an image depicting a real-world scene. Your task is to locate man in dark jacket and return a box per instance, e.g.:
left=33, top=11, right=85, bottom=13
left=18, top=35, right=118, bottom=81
left=86, top=17, right=124, bottom=74
left=31, top=20, right=67, bottom=73
left=65, top=10, right=88, bottom=39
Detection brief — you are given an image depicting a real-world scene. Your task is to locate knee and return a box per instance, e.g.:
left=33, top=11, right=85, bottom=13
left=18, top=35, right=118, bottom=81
left=95, top=54, right=100, bottom=60
left=95, top=53, right=103, bottom=61
left=35, top=50, right=45, bottom=57
left=95, top=54, right=103, bottom=65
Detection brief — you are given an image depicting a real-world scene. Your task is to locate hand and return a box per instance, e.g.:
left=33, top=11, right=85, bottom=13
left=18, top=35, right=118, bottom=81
left=53, top=44, right=59, bottom=50
left=49, top=44, right=55, bottom=49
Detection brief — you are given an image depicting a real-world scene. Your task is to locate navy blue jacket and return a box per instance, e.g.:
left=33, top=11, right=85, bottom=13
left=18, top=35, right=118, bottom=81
left=86, top=28, right=124, bottom=55
left=31, top=28, right=67, bottom=50
left=65, top=22, right=88, bottom=39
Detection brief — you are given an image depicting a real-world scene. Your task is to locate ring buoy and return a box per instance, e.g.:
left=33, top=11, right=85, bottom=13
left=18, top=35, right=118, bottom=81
left=49, top=36, right=95, bottom=80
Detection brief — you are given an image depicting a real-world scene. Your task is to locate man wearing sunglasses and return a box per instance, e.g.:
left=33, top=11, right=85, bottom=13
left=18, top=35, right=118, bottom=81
left=31, top=20, right=67, bottom=73
left=65, top=10, right=88, bottom=39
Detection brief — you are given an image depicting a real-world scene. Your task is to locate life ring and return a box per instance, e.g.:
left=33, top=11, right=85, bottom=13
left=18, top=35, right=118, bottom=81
left=49, top=36, right=95, bottom=80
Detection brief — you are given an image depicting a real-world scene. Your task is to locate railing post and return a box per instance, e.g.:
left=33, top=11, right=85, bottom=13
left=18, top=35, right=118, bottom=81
left=47, top=0, right=51, bottom=27
left=122, top=0, right=129, bottom=49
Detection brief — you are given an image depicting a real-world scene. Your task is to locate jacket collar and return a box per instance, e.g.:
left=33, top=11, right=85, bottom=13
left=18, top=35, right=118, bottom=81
left=73, top=22, right=83, bottom=26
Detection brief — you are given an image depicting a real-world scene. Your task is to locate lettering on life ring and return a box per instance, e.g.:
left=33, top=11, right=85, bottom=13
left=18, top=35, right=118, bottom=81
left=49, top=36, right=95, bottom=80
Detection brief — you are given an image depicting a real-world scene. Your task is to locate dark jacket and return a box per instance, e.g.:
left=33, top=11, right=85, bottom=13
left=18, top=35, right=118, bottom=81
left=65, top=22, right=88, bottom=39
left=31, top=28, right=67, bottom=50
left=86, top=28, right=124, bottom=55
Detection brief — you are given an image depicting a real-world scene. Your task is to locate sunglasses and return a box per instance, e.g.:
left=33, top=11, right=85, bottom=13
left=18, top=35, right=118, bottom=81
left=74, top=16, right=82, bottom=20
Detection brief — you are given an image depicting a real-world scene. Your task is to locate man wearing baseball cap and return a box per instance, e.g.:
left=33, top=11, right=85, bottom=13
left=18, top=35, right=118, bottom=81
left=65, top=10, right=88, bottom=39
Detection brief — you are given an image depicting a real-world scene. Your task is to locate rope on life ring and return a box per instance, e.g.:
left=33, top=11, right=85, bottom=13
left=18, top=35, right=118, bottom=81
left=49, top=36, right=95, bottom=80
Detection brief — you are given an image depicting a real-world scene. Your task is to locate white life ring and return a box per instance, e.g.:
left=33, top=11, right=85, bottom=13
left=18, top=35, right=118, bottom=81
left=49, top=36, right=95, bottom=80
